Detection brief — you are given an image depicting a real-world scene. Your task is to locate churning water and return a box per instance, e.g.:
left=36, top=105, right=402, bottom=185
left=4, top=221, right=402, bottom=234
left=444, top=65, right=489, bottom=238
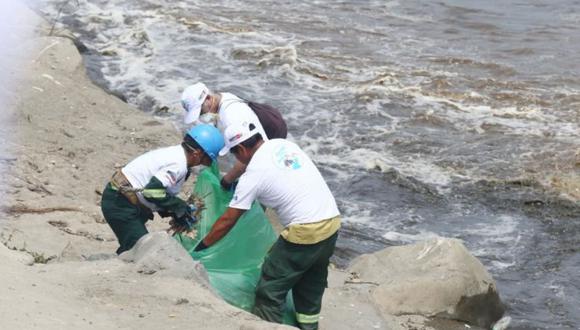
left=30, top=0, right=580, bottom=328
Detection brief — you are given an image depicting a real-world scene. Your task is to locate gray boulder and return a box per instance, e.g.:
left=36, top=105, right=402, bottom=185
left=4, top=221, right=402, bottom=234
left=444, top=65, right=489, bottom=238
left=119, top=231, right=210, bottom=288
left=348, top=238, right=504, bottom=328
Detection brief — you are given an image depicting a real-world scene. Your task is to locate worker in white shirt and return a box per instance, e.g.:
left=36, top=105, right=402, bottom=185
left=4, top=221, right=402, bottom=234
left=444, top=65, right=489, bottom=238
left=194, top=121, right=340, bottom=330
left=181, top=82, right=287, bottom=190
left=100, top=124, right=224, bottom=254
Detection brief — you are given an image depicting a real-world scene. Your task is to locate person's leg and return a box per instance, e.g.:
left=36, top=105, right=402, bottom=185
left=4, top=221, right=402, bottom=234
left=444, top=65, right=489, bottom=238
left=101, top=184, right=149, bottom=254
left=292, top=232, right=338, bottom=330
left=253, top=237, right=308, bottom=323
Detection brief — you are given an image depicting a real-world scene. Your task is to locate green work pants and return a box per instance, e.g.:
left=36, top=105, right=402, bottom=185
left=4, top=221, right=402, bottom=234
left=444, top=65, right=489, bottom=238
left=252, top=231, right=338, bottom=330
left=101, top=183, right=153, bottom=254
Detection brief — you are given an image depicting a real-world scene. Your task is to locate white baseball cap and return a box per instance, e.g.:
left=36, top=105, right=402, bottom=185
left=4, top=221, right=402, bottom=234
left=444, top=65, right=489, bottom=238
left=219, top=121, right=260, bottom=156
left=181, top=82, right=210, bottom=124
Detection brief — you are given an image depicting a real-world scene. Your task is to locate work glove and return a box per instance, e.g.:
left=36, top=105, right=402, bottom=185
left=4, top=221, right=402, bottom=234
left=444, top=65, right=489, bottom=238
left=168, top=204, right=197, bottom=234
left=194, top=239, right=209, bottom=252
left=157, top=210, right=173, bottom=218
left=169, top=214, right=197, bottom=234
left=220, top=177, right=238, bottom=192
left=139, top=207, right=154, bottom=220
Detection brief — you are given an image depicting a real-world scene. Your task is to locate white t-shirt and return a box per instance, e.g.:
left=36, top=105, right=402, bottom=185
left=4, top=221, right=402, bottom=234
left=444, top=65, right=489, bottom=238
left=229, top=139, right=340, bottom=228
left=122, top=145, right=189, bottom=211
left=218, top=93, right=268, bottom=141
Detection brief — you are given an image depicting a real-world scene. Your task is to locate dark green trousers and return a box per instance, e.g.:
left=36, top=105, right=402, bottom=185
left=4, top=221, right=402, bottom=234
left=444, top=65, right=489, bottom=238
left=101, top=183, right=153, bottom=254
left=252, top=231, right=338, bottom=330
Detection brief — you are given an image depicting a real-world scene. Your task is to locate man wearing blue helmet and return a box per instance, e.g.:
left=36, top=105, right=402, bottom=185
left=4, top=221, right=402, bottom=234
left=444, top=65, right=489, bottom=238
left=100, top=124, right=224, bottom=254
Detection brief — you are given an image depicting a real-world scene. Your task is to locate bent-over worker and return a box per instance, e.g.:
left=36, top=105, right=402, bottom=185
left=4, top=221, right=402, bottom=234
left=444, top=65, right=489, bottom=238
left=100, top=124, right=224, bottom=254
left=181, top=82, right=287, bottom=190
left=194, top=121, right=340, bottom=330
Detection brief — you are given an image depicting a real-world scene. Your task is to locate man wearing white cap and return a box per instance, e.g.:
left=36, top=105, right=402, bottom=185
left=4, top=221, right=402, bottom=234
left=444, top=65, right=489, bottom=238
left=193, top=121, right=340, bottom=330
left=181, top=82, right=287, bottom=190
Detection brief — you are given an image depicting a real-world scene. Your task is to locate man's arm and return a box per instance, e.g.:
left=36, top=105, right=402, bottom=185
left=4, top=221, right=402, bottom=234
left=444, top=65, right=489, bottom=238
left=142, top=176, right=188, bottom=217
left=221, top=161, right=247, bottom=189
left=196, top=207, right=246, bottom=250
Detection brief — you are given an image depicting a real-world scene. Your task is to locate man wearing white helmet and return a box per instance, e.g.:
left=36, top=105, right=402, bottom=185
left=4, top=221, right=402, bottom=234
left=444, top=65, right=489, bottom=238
left=181, top=82, right=287, bottom=190
left=194, top=121, right=340, bottom=330
left=100, top=124, right=224, bottom=254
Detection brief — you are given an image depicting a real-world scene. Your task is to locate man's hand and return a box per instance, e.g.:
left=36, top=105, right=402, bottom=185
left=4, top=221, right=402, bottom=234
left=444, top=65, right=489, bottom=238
left=168, top=217, right=188, bottom=234
left=220, top=177, right=238, bottom=192
left=168, top=213, right=197, bottom=235
left=194, top=239, right=209, bottom=252
left=158, top=210, right=173, bottom=218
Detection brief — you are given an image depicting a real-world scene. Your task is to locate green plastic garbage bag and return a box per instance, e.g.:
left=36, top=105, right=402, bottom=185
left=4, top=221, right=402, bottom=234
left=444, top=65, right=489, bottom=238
left=175, top=163, right=297, bottom=325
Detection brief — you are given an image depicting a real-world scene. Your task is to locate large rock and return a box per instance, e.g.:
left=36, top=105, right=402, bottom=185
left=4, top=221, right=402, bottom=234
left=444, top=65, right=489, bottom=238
left=119, top=231, right=210, bottom=288
left=348, top=238, right=504, bottom=328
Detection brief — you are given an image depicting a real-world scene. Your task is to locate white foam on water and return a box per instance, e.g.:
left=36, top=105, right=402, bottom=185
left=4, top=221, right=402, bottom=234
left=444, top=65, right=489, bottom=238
left=382, top=230, right=441, bottom=243
left=546, top=281, right=566, bottom=299
left=339, top=203, right=374, bottom=225
left=53, top=0, right=316, bottom=112
left=462, top=214, right=525, bottom=271
left=355, top=61, right=579, bottom=144
left=297, top=127, right=457, bottom=197
left=369, top=155, right=453, bottom=188
left=561, top=13, right=580, bottom=23
left=490, top=260, right=516, bottom=270
left=409, top=91, right=580, bottom=140
left=352, top=148, right=454, bottom=189
left=382, top=10, right=434, bottom=23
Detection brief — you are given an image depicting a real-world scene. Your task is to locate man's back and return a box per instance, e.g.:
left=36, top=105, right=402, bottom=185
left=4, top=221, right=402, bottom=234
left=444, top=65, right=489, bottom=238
left=122, top=145, right=188, bottom=209
left=230, top=139, right=339, bottom=227
left=218, top=93, right=268, bottom=140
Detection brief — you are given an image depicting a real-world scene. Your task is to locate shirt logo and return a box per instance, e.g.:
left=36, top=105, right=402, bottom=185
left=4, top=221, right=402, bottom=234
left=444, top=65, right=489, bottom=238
left=229, top=133, right=242, bottom=142
left=164, top=172, right=177, bottom=185
left=273, top=145, right=301, bottom=170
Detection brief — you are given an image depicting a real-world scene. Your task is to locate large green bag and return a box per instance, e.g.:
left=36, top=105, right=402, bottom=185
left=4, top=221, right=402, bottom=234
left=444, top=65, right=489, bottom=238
left=175, top=163, right=296, bottom=325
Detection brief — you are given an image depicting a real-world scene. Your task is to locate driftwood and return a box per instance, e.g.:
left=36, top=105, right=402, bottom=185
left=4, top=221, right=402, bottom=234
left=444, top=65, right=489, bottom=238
left=48, top=220, right=112, bottom=242
left=3, top=205, right=81, bottom=215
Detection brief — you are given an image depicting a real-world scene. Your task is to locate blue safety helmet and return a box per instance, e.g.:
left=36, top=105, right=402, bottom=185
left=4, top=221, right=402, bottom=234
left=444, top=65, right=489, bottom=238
left=185, top=124, right=224, bottom=160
